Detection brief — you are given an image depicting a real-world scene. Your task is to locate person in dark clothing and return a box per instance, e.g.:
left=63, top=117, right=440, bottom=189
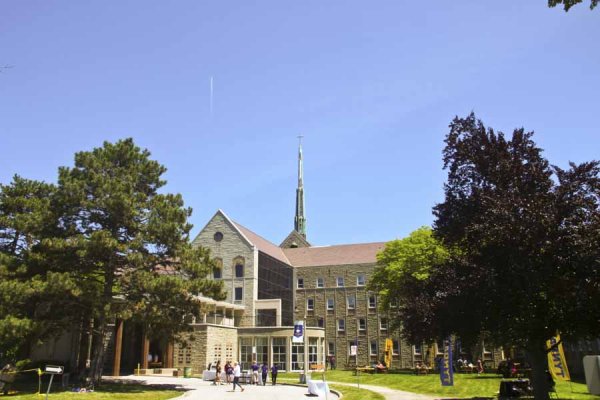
left=261, top=363, right=268, bottom=386
left=271, top=364, right=278, bottom=385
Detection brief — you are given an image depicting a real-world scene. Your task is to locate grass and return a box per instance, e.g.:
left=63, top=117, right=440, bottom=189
left=1, top=381, right=182, bottom=400
left=330, top=384, right=384, bottom=400
left=279, top=370, right=600, bottom=399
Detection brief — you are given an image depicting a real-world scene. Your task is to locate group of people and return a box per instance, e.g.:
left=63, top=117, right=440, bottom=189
left=210, top=360, right=279, bottom=391
left=455, top=357, right=484, bottom=374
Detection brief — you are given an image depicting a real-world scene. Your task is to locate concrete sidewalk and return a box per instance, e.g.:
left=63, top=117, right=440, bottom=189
left=105, top=375, right=335, bottom=400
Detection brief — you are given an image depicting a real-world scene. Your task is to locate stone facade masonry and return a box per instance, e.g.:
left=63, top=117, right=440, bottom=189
left=174, top=324, right=238, bottom=374
left=293, top=262, right=415, bottom=369
left=192, top=211, right=258, bottom=327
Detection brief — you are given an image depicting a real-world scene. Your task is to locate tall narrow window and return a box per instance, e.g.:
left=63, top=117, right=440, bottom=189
left=347, top=295, right=356, bottom=310
left=370, top=341, right=378, bottom=356
left=328, top=342, right=335, bottom=356
left=234, top=287, right=243, bottom=301
left=307, top=298, right=314, bottom=311
left=297, top=278, right=304, bottom=288
left=337, top=277, right=345, bottom=287
left=337, top=319, right=345, bottom=332
left=393, top=340, right=400, bottom=355
left=235, top=263, right=244, bottom=278
left=368, top=294, right=376, bottom=309
left=213, top=268, right=222, bottom=279
left=380, top=318, right=388, bottom=331
left=316, top=277, right=324, bottom=288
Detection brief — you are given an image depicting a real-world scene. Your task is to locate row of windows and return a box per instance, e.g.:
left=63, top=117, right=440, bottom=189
left=327, top=339, right=401, bottom=356
left=306, top=294, right=377, bottom=310
left=297, top=275, right=366, bottom=289
left=213, top=262, right=245, bottom=279
left=335, top=317, right=388, bottom=331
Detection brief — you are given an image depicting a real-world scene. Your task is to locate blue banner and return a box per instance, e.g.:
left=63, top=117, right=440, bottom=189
left=440, top=337, right=454, bottom=386
left=292, top=321, right=304, bottom=343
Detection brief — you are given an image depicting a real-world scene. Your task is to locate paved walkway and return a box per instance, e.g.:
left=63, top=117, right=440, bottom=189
left=325, top=381, right=441, bottom=400
left=105, top=375, right=334, bottom=400
left=110, top=375, right=445, bottom=400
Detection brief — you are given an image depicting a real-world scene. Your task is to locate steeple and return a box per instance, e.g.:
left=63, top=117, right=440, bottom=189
left=294, top=136, right=307, bottom=238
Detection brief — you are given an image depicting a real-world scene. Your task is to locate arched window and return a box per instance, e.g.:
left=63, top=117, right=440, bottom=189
left=233, top=256, right=245, bottom=278
left=213, top=258, right=223, bottom=279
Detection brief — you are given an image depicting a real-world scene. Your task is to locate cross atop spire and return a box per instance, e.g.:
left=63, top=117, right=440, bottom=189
left=295, top=136, right=306, bottom=238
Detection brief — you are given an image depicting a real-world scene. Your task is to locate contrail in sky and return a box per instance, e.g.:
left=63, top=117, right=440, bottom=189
left=210, top=76, right=213, bottom=115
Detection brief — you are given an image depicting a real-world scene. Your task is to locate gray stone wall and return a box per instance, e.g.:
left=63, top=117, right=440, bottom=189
left=192, top=211, right=257, bottom=326
left=293, top=263, right=414, bottom=369
left=174, top=324, right=238, bottom=374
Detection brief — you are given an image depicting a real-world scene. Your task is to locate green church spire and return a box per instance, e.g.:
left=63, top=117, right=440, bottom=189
left=295, top=136, right=306, bottom=238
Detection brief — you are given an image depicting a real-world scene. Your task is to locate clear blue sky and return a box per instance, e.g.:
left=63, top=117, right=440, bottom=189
left=1, top=1, right=598, bottom=246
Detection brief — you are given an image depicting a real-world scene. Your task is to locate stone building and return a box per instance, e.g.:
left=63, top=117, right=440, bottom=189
left=40, top=141, right=504, bottom=375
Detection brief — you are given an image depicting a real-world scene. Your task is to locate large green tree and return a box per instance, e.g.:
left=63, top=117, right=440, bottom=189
left=431, top=114, right=600, bottom=399
left=0, top=139, right=224, bottom=383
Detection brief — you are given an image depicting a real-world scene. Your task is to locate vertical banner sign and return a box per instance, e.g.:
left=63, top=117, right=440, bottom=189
left=440, top=337, right=454, bottom=386
left=547, top=334, right=571, bottom=381
left=385, top=339, right=393, bottom=367
left=292, top=320, right=304, bottom=343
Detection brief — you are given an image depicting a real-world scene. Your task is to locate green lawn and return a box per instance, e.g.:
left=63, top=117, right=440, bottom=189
left=280, top=370, right=600, bottom=400
left=330, top=384, right=384, bottom=400
left=1, top=382, right=182, bottom=400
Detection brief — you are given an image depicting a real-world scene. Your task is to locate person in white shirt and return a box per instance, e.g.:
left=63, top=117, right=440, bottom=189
left=232, top=362, right=244, bottom=392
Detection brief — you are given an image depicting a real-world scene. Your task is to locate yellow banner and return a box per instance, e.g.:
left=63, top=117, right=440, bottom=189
left=547, top=334, right=570, bottom=381
left=385, top=338, right=393, bottom=367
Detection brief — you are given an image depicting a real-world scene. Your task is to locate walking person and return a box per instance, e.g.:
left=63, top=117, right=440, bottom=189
left=261, top=362, right=268, bottom=386
left=271, top=364, right=278, bottom=386
left=232, top=362, right=244, bottom=392
left=251, top=360, right=259, bottom=385
left=214, top=360, right=222, bottom=385
left=225, top=361, right=233, bottom=383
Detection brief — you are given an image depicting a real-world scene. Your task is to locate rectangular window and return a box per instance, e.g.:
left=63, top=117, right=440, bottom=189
left=370, top=340, right=378, bottom=356
left=328, top=342, right=335, bottom=356
left=318, top=318, right=324, bottom=328
left=307, top=298, right=314, bottom=311
left=213, top=268, right=222, bottom=279
left=291, top=342, right=305, bottom=371
left=414, top=344, right=422, bottom=355
left=390, top=299, right=398, bottom=308
left=359, top=318, right=366, bottom=331
left=337, top=319, right=345, bottom=332
left=347, top=295, right=356, bottom=310
left=380, top=318, right=388, bottom=331
left=393, top=339, right=400, bottom=355
left=357, top=274, right=366, bottom=286
left=316, top=277, right=324, bottom=288
left=327, top=298, right=334, bottom=310
left=235, top=264, right=244, bottom=278
left=272, top=337, right=287, bottom=371
left=234, top=287, right=243, bottom=301
left=297, top=278, right=304, bottom=288
left=337, top=277, right=344, bottom=287
left=368, top=294, right=376, bottom=309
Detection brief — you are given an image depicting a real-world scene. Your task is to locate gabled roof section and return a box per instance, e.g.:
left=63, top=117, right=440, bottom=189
left=232, top=221, right=291, bottom=265
left=280, top=230, right=311, bottom=249
left=283, top=242, right=386, bottom=267
left=193, top=209, right=255, bottom=251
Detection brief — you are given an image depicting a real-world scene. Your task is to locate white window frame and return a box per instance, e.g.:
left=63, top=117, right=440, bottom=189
left=337, top=277, right=345, bottom=287
left=359, top=318, right=366, bottom=331
left=307, top=298, right=314, bottom=311
left=380, top=318, right=388, bottom=331
left=337, top=319, right=345, bottom=332
left=368, top=294, right=376, bottom=309
left=297, top=278, right=304, bottom=289
left=316, top=277, right=324, bottom=288
left=370, top=340, right=377, bottom=356
left=327, top=298, right=334, bottom=310
left=347, top=295, right=356, bottom=310
left=357, top=274, right=366, bottom=286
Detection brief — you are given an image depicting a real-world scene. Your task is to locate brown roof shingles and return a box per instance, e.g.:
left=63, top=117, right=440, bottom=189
left=232, top=221, right=291, bottom=264
left=283, top=242, right=386, bottom=267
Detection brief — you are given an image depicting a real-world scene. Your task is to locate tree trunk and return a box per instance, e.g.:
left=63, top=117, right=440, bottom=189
left=89, top=315, right=107, bottom=385
left=526, top=344, right=551, bottom=400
